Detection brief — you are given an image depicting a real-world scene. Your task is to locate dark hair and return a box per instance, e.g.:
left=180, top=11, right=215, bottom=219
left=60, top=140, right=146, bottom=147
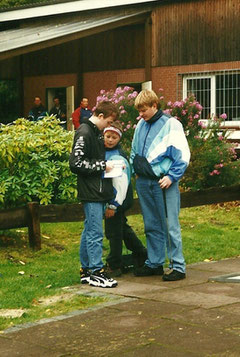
left=53, top=96, right=60, bottom=101
left=94, top=101, right=118, bottom=120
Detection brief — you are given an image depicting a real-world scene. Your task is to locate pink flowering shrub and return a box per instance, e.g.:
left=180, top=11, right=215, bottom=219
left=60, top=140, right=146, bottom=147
left=159, top=94, right=240, bottom=190
left=163, top=95, right=203, bottom=139
left=94, top=86, right=139, bottom=154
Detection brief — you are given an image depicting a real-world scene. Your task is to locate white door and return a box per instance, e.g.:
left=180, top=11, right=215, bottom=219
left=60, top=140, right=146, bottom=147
left=141, top=81, right=152, bottom=90
left=66, top=86, right=74, bottom=131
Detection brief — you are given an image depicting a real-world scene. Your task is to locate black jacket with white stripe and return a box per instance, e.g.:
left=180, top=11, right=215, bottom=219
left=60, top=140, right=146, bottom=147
left=69, top=120, right=114, bottom=202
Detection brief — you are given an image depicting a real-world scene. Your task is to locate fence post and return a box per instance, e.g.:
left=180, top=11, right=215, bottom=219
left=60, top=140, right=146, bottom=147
left=27, top=202, right=41, bottom=250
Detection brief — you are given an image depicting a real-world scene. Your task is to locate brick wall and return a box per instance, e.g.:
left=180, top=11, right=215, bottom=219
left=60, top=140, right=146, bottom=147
left=83, top=61, right=240, bottom=108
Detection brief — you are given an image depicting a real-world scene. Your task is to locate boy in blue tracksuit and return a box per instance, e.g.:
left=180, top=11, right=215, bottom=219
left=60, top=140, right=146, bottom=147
left=104, top=122, right=147, bottom=277
left=130, top=89, right=190, bottom=281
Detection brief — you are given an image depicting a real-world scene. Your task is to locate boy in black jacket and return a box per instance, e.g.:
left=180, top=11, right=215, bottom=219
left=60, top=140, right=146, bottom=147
left=69, top=101, right=118, bottom=288
left=104, top=122, right=147, bottom=277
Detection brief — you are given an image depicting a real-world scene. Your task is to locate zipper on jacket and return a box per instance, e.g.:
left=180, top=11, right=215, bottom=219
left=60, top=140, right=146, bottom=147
left=99, top=178, right=103, bottom=193
left=142, top=125, right=151, bottom=156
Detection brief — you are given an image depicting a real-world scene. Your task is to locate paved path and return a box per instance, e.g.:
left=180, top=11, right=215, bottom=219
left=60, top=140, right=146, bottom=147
left=1, top=257, right=240, bottom=356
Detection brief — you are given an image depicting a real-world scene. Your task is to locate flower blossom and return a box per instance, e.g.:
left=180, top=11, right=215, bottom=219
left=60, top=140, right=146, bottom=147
left=220, top=113, right=227, bottom=120
left=209, top=169, right=221, bottom=176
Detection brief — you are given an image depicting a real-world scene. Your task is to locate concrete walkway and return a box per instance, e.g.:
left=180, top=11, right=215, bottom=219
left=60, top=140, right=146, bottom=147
left=1, top=257, right=240, bottom=356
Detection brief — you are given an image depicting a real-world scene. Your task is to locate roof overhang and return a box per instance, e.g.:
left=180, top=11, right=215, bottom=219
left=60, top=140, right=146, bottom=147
left=0, top=10, right=150, bottom=61
left=0, top=0, right=158, bottom=22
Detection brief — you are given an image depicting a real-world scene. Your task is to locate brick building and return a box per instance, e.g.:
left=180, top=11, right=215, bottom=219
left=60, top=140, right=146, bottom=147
left=0, top=0, right=239, bottom=135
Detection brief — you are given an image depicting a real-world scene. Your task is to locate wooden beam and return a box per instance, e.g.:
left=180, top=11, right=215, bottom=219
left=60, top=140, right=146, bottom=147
left=0, top=184, right=239, bottom=250
left=144, top=16, right=152, bottom=82
left=27, top=202, right=41, bottom=250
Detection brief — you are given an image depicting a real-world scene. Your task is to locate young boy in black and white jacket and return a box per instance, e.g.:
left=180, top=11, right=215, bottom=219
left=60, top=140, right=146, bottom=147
left=69, top=101, right=119, bottom=288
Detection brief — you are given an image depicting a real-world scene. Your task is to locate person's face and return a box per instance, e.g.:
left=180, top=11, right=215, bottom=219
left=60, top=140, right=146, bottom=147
left=81, top=98, right=88, bottom=108
left=54, top=98, right=60, bottom=106
left=98, top=114, right=115, bottom=130
left=34, top=97, right=41, bottom=107
left=138, top=103, right=158, bottom=121
left=104, top=131, right=121, bottom=149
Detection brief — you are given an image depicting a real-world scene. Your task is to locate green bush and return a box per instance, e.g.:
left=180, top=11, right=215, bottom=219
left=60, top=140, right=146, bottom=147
left=0, top=117, right=77, bottom=208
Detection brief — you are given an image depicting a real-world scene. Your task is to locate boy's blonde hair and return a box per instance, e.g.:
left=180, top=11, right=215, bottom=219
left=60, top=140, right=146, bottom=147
left=134, top=89, right=160, bottom=110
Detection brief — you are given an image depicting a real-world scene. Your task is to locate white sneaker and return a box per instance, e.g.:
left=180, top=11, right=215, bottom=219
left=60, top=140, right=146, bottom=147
left=89, top=269, right=118, bottom=288
left=80, top=268, right=91, bottom=284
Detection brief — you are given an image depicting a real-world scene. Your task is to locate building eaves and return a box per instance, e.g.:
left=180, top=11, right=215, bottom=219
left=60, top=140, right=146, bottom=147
left=0, top=0, right=159, bottom=22
left=0, top=10, right=150, bottom=60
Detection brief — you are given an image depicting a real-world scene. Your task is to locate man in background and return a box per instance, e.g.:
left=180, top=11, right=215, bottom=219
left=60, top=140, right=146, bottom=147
left=49, top=96, right=67, bottom=129
left=72, top=97, right=92, bottom=129
left=28, top=96, right=47, bottom=121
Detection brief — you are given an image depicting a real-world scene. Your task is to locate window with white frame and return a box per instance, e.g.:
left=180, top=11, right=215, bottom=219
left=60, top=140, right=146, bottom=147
left=182, top=72, right=240, bottom=120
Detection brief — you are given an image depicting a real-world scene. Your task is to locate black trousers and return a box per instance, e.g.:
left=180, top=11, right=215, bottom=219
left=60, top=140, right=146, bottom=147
left=105, top=208, right=147, bottom=270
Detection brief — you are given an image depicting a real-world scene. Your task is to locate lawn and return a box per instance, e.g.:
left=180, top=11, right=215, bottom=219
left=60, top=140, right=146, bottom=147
left=0, top=202, right=239, bottom=331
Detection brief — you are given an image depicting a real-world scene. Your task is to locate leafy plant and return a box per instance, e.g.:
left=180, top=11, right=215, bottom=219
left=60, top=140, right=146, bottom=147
left=0, top=117, right=77, bottom=208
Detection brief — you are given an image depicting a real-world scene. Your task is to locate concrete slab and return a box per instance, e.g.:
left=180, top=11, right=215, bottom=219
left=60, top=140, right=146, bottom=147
left=80, top=279, right=168, bottom=299
left=1, top=257, right=240, bottom=357
left=143, top=320, right=240, bottom=355
left=142, top=286, right=240, bottom=308
left=188, top=257, right=240, bottom=273
left=118, top=267, right=216, bottom=288
left=0, top=336, right=61, bottom=357
left=179, top=281, right=240, bottom=299
left=106, top=299, right=190, bottom=319
left=112, top=343, right=201, bottom=357
left=165, top=306, right=240, bottom=329
left=219, top=302, right=240, bottom=316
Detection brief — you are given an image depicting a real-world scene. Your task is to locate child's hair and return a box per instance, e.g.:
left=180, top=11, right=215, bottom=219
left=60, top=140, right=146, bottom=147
left=103, top=121, right=123, bottom=138
left=94, top=101, right=118, bottom=120
left=134, top=89, right=160, bottom=110
left=109, top=121, right=123, bottom=133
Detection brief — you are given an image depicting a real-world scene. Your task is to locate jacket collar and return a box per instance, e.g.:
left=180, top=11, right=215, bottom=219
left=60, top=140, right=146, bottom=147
left=148, top=109, right=163, bottom=124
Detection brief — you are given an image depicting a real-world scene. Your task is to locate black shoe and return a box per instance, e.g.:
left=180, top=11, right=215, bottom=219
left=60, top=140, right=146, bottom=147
left=134, top=264, right=163, bottom=277
left=89, top=269, right=118, bottom=288
left=80, top=268, right=91, bottom=284
left=162, top=270, right=186, bottom=281
left=104, top=266, right=122, bottom=278
left=132, top=250, right=148, bottom=268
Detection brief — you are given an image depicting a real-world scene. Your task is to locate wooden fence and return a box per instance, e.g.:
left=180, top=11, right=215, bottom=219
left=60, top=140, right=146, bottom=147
left=0, top=184, right=239, bottom=250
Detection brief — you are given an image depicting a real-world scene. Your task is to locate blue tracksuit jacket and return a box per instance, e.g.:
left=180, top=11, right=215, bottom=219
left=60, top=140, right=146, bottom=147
left=130, top=110, right=190, bottom=182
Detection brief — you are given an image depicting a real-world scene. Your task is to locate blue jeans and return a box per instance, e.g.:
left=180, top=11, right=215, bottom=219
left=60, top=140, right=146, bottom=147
left=80, top=202, right=104, bottom=272
left=136, top=177, right=185, bottom=273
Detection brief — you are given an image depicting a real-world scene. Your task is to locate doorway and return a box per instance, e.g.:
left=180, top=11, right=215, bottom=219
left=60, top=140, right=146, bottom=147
left=46, top=86, right=74, bottom=130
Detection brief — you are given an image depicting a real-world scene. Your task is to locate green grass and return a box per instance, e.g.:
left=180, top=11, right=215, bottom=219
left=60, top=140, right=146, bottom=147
left=0, top=202, right=239, bottom=331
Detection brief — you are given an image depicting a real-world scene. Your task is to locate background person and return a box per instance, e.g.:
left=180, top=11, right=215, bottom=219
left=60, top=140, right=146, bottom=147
left=49, top=96, right=66, bottom=128
left=72, top=97, right=92, bottom=130
left=28, top=96, right=47, bottom=121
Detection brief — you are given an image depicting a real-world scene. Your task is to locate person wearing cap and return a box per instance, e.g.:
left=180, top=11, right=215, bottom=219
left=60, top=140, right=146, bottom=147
left=104, top=121, right=147, bottom=277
